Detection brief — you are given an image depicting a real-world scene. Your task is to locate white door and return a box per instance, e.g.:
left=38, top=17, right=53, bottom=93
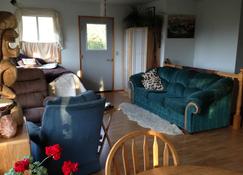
left=79, top=17, right=114, bottom=91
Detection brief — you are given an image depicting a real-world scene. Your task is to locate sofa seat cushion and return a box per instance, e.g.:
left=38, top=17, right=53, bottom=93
left=134, top=87, right=150, bottom=99
left=164, top=97, right=187, bottom=114
left=147, top=92, right=166, bottom=103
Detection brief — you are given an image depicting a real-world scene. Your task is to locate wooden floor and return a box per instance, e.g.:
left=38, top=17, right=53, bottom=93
left=96, top=91, right=243, bottom=174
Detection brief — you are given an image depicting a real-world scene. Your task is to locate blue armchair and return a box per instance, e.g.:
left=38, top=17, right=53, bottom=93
left=27, top=90, right=106, bottom=175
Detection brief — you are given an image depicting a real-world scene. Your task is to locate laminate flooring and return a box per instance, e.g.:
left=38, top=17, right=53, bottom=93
left=95, top=91, right=243, bottom=174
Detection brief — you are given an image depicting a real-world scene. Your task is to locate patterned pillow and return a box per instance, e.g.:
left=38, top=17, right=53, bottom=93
left=142, top=69, right=164, bottom=91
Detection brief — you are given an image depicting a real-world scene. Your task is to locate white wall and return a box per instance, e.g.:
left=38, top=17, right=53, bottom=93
left=194, top=0, right=242, bottom=73
left=143, top=0, right=242, bottom=72
left=164, top=0, right=196, bottom=67
left=1, top=0, right=129, bottom=90
left=142, top=0, right=196, bottom=66
left=0, top=1, right=16, bottom=11
left=164, top=39, right=195, bottom=66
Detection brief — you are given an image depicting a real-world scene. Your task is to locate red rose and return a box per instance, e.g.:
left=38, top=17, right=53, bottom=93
left=62, top=161, right=79, bottom=175
left=14, top=158, right=30, bottom=173
left=45, top=144, right=62, bottom=160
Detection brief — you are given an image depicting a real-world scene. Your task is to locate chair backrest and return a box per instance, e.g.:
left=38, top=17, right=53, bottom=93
left=41, top=95, right=106, bottom=175
left=105, top=130, right=180, bottom=175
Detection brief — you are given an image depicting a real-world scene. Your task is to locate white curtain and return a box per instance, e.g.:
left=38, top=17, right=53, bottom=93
left=21, top=41, right=61, bottom=63
left=15, top=8, right=64, bottom=49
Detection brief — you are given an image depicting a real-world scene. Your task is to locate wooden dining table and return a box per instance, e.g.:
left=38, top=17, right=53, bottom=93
left=137, top=165, right=243, bottom=175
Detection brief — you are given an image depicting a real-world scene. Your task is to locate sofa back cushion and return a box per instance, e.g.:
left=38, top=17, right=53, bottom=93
left=157, top=67, right=179, bottom=83
left=158, top=67, right=196, bottom=97
left=188, top=73, right=220, bottom=90
left=158, top=66, right=224, bottom=97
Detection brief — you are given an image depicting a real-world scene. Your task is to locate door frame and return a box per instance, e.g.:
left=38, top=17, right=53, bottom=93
left=78, top=16, right=115, bottom=91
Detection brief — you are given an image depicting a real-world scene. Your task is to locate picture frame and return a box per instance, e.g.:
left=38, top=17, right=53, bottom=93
left=167, top=15, right=195, bottom=38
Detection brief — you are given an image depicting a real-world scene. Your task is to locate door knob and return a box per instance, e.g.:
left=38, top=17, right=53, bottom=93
left=106, top=59, right=114, bottom=62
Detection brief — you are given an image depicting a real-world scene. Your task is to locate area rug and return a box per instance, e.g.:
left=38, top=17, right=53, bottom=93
left=119, top=103, right=183, bottom=135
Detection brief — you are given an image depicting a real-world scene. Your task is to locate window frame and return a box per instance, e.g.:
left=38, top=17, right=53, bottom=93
left=22, top=15, right=55, bottom=43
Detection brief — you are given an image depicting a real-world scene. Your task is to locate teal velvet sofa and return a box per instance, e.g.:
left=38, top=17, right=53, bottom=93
left=129, top=66, right=234, bottom=133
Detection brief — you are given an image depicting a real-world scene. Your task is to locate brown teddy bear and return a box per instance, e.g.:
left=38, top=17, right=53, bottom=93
left=0, top=11, right=23, bottom=138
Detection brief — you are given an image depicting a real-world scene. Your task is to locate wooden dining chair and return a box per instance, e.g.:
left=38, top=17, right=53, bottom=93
left=105, top=130, right=180, bottom=175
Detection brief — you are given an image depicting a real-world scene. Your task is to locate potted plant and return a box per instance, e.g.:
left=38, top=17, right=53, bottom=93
left=5, top=144, right=79, bottom=175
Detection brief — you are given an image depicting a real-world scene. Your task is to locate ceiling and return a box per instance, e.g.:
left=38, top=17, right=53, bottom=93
left=47, top=0, right=156, bottom=5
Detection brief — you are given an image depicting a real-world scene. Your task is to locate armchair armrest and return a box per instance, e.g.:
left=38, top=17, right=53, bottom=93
left=26, top=121, right=43, bottom=145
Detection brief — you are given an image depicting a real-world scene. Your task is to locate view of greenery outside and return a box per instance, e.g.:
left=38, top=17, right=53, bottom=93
left=87, top=24, right=107, bottom=50
left=87, top=36, right=105, bottom=50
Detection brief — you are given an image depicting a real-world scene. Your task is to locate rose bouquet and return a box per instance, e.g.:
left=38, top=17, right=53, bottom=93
left=5, top=144, right=79, bottom=175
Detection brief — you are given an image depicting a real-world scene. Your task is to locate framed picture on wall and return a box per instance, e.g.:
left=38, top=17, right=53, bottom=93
left=167, top=15, right=195, bottom=38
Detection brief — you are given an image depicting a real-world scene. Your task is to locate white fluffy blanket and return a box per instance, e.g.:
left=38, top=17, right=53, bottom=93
left=119, top=103, right=183, bottom=135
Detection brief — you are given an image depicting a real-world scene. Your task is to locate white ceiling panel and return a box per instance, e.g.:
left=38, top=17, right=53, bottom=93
left=37, top=0, right=156, bottom=5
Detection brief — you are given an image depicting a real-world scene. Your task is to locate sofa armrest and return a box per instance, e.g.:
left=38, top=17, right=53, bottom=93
left=184, top=91, right=215, bottom=131
left=129, top=73, right=144, bottom=88
left=207, top=78, right=233, bottom=98
left=129, top=73, right=144, bottom=103
left=186, top=78, right=233, bottom=114
left=186, top=90, right=216, bottom=114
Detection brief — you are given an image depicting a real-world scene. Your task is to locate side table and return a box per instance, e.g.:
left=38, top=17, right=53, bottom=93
left=0, top=121, right=30, bottom=174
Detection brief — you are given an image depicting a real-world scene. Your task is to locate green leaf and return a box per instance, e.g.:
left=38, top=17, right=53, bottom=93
left=4, top=168, right=18, bottom=175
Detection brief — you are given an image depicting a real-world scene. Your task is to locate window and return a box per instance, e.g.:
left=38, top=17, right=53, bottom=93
left=16, top=9, right=63, bottom=63
left=22, top=16, right=55, bottom=43
left=86, top=24, right=107, bottom=50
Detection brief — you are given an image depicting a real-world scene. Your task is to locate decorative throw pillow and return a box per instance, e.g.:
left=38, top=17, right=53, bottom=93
left=142, top=69, right=164, bottom=91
